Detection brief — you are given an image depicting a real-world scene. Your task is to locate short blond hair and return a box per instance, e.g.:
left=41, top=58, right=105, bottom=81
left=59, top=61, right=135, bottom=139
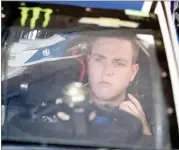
left=87, top=31, right=140, bottom=64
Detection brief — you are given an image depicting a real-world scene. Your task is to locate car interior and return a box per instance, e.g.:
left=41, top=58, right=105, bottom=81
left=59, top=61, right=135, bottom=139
left=2, top=29, right=173, bottom=149
left=1, top=1, right=179, bottom=149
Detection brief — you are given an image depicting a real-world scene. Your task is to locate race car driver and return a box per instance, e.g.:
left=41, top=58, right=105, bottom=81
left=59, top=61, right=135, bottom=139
left=87, top=34, right=152, bottom=136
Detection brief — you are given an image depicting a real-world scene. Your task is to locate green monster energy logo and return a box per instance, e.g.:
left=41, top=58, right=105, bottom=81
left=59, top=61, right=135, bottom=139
left=19, top=7, right=53, bottom=29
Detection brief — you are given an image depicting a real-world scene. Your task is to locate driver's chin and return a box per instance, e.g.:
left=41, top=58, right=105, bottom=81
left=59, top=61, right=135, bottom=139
left=94, top=90, right=115, bottom=101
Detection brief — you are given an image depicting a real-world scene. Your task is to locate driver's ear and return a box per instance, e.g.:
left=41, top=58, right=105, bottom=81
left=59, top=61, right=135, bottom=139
left=87, top=55, right=91, bottom=62
left=130, top=64, right=139, bottom=82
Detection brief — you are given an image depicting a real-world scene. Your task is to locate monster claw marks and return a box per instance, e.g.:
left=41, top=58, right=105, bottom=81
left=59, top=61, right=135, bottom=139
left=19, top=7, right=53, bottom=29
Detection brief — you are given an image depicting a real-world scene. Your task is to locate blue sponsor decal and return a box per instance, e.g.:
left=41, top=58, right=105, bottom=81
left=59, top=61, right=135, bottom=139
left=25, top=34, right=81, bottom=64
left=93, top=116, right=110, bottom=125
left=36, top=1, right=144, bottom=11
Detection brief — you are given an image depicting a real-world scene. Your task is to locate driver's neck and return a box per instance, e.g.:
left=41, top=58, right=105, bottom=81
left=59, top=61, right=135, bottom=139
left=90, top=91, right=126, bottom=107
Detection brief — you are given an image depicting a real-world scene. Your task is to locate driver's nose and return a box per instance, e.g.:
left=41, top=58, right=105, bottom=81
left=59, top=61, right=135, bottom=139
left=102, top=62, right=114, bottom=77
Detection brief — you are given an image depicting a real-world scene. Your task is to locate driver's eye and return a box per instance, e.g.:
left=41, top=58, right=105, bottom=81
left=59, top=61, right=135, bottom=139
left=115, top=61, right=125, bottom=67
left=94, top=57, right=103, bottom=62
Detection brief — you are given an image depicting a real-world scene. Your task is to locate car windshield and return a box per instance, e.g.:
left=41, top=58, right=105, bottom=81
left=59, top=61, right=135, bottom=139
left=2, top=1, right=178, bottom=149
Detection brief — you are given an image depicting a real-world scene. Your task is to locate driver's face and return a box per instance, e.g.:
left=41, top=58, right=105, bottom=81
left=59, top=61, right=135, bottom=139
left=87, top=37, right=139, bottom=101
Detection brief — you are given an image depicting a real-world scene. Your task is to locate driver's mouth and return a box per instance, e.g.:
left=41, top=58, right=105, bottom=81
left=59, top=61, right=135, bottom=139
left=99, top=81, right=112, bottom=86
